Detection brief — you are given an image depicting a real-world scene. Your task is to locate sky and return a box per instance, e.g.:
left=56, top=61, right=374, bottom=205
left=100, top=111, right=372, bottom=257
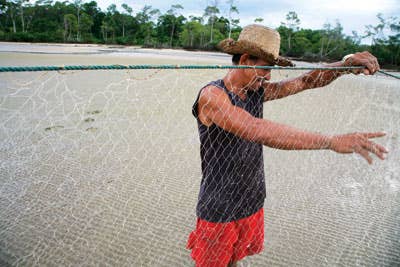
left=94, top=0, right=400, bottom=44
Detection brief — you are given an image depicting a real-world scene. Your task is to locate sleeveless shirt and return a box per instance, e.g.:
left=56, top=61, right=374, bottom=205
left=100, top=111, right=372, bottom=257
left=192, top=79, right=266, bottom=223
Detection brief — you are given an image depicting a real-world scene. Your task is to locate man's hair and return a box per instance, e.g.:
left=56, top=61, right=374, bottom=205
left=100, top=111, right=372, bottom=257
left=232, top=54, right=259, bottom=65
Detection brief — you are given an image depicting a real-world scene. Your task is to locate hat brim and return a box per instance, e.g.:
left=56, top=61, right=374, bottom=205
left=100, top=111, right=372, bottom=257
left=218, top=38, right=294, bottom=67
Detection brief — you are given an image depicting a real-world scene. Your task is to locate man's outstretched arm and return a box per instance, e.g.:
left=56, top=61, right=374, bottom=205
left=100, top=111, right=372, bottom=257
left=199, top=86, right=388, bottom=164
left=263, top=51, right=380, bottom=101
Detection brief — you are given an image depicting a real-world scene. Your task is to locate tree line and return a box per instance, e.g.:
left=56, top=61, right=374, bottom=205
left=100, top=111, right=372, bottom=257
left=0, top=1, right=399, bottom=68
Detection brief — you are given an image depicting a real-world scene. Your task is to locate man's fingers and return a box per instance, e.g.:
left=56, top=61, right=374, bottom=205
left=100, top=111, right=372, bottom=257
left=352, top=68, right=363, bottom=75
left=355, top=146, right=373, bottom=164
left=363, top=68, right=371, bottom=75
left=362, top=141, right=387, bottom=160
left=333, top=131, right=388, bottom=163
left=362, top=132, right=386, bottom=138
left=347, top=52, right=380, bottom=75
left=365, top=62, right=375, bottom=74
left=350, top=131, right=389, bottom=163
left=372, top=141, right=389, bottom=154
left=361, top=132, right=389, bottom=155
left=365, top=54, right=379, bottom=74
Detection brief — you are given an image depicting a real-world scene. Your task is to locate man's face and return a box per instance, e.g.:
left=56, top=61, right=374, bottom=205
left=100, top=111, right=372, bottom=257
left=240, top=54, right=272, bottom=91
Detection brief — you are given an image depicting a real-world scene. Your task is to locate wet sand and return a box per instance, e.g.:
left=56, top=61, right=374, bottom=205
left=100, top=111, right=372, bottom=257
left=0, top=42, right=399, bottom=266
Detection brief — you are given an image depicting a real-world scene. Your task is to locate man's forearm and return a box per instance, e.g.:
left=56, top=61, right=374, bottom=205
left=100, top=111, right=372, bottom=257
left=265, top=51, right=378, bottom=101
left=301, top=61, right=347, bottom=89
left=263, top=61, right=348, bottom=101
left=250, top=118, right=332, bottom=150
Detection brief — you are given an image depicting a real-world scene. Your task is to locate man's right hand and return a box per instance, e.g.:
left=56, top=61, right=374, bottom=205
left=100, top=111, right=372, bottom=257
left=342, top=51, right=380, bottom=75
left=329, top=132, right=388, bottom=164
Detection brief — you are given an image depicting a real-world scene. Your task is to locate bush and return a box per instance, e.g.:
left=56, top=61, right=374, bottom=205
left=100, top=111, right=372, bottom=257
left=116, top=36, right=131, bottom=45
left=302, top=52, right=321, bottom=62
left=6, top=32, right=35, bottom=42
left=2, top=32, right=65, bottom=43
left=32, top=32, right=58, bottom=42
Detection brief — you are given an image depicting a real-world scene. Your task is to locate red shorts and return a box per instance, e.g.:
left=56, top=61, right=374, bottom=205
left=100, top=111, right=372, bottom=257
left=186, top=208, right=264, bottom=267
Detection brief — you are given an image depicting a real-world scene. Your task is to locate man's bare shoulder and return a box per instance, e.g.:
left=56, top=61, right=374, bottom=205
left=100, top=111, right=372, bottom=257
left=199, top=85, right=229, bottom=105
left=200, top=85, right=225, bottom=97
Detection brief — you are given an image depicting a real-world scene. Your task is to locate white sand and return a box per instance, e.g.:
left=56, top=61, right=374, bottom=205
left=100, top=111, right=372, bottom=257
left=0, top=42, right=399, bottom=266
left=0, top=41, right=231, bottom=63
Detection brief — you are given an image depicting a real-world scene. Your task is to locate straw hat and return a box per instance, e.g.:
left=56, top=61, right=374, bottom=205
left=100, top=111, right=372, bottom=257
left=218, top=24, right=294, bottom=67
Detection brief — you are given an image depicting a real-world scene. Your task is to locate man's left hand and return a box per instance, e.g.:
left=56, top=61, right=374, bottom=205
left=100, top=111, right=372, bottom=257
left=342, top=51, right=380, bottom=75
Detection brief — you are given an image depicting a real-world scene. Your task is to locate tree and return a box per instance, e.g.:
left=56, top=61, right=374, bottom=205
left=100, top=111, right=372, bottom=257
left=5, top=0, right=30, bottom=33
left=226, top=0, right=238, bottom=39
left=64, top=13, right=77, bottom=41
left=121, top=3, right=132, bottom=15
left=17, top=0, right=29, bottom=32
left=31, top=0, right=61, bottom=39
left=351, top=30, right=362, bottom=45
left=203, top=1, right=219, bottom=45
left=82, top=1, right=104, bottom=41
left=290, top=29, right=312, bottom=57
left=22, top=2, right=35, bottom=32
left=319, top=20, right=344, bottom=59
left=281, top=11, right=300, bottom=55
left=180, top=15, right=208, bottom=48
left=367, top=15, right=400, bottom=67
left=157, top=10, right=186, bottom=47
left=254, top=18, right=263, bottom=23
left=181, top=18, right=204, bottom=48
left=121, top=3, right=132, bottom=38
left=72, top=0, right=83, bottom=41
left=214, top=16, right=229, bottom=35
left=0, top=1, right=6, bottom=30
left=135, top=5, right=160, bottom=46
left=102, top=4, right=118, bottom=42
left=387, top=17, right=400, bottom=66
left=79, top=11, right=93, bottom=39
left=364, top=13, right=386, bottom=45
left=166, top=4, right=184, bottom=47
left=5, top=1, right=19, bottom=33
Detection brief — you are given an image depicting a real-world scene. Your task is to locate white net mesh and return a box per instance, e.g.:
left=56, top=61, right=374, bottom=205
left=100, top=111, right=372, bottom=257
left=0, top=67, right=399, bottom=266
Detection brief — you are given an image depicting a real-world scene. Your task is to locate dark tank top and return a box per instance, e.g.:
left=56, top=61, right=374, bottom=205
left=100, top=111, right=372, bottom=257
left=192, top=79, right=266, bottom=223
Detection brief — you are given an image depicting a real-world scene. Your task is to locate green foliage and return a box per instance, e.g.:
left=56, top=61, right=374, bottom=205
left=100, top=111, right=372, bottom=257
left=364, top=15, right=400, bottom=68
left=276, top=13, right=399, bottom=68
left=115, top=36, right=130, bottom=45
left=181, top=20, right=206, bottom=48
left=0, top=2, right=398, bottom=68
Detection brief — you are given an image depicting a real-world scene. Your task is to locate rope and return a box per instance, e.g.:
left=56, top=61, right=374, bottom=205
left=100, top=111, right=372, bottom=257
left=377, top=70, right=400, bottom=80
left=0, top=64, right=398, bottom=79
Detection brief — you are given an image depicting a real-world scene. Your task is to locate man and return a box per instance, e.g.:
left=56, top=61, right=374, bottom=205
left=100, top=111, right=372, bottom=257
left=186, top=25, right=388, bottom=267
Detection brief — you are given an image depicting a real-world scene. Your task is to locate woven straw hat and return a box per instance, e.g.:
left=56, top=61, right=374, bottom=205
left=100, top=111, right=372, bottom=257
left=218, top=24, right=294, bottom=67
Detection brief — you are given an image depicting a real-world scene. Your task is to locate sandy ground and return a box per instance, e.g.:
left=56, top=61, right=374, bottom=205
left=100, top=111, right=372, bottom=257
left=0, top=42, right=399, bottom=266
left=0, top=41, right=231, bottom=63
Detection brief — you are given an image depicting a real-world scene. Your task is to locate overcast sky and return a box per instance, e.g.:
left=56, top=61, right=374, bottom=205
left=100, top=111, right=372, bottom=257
left=94, top=0, right=399, bottom=43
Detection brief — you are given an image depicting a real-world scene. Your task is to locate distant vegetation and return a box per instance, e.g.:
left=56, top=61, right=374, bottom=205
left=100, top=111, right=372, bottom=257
left=0, top=1, right=399, bottom=68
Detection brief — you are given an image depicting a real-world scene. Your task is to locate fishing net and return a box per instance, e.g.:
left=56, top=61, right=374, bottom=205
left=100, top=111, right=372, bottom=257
left=0, top=67, right=399, bottom=266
